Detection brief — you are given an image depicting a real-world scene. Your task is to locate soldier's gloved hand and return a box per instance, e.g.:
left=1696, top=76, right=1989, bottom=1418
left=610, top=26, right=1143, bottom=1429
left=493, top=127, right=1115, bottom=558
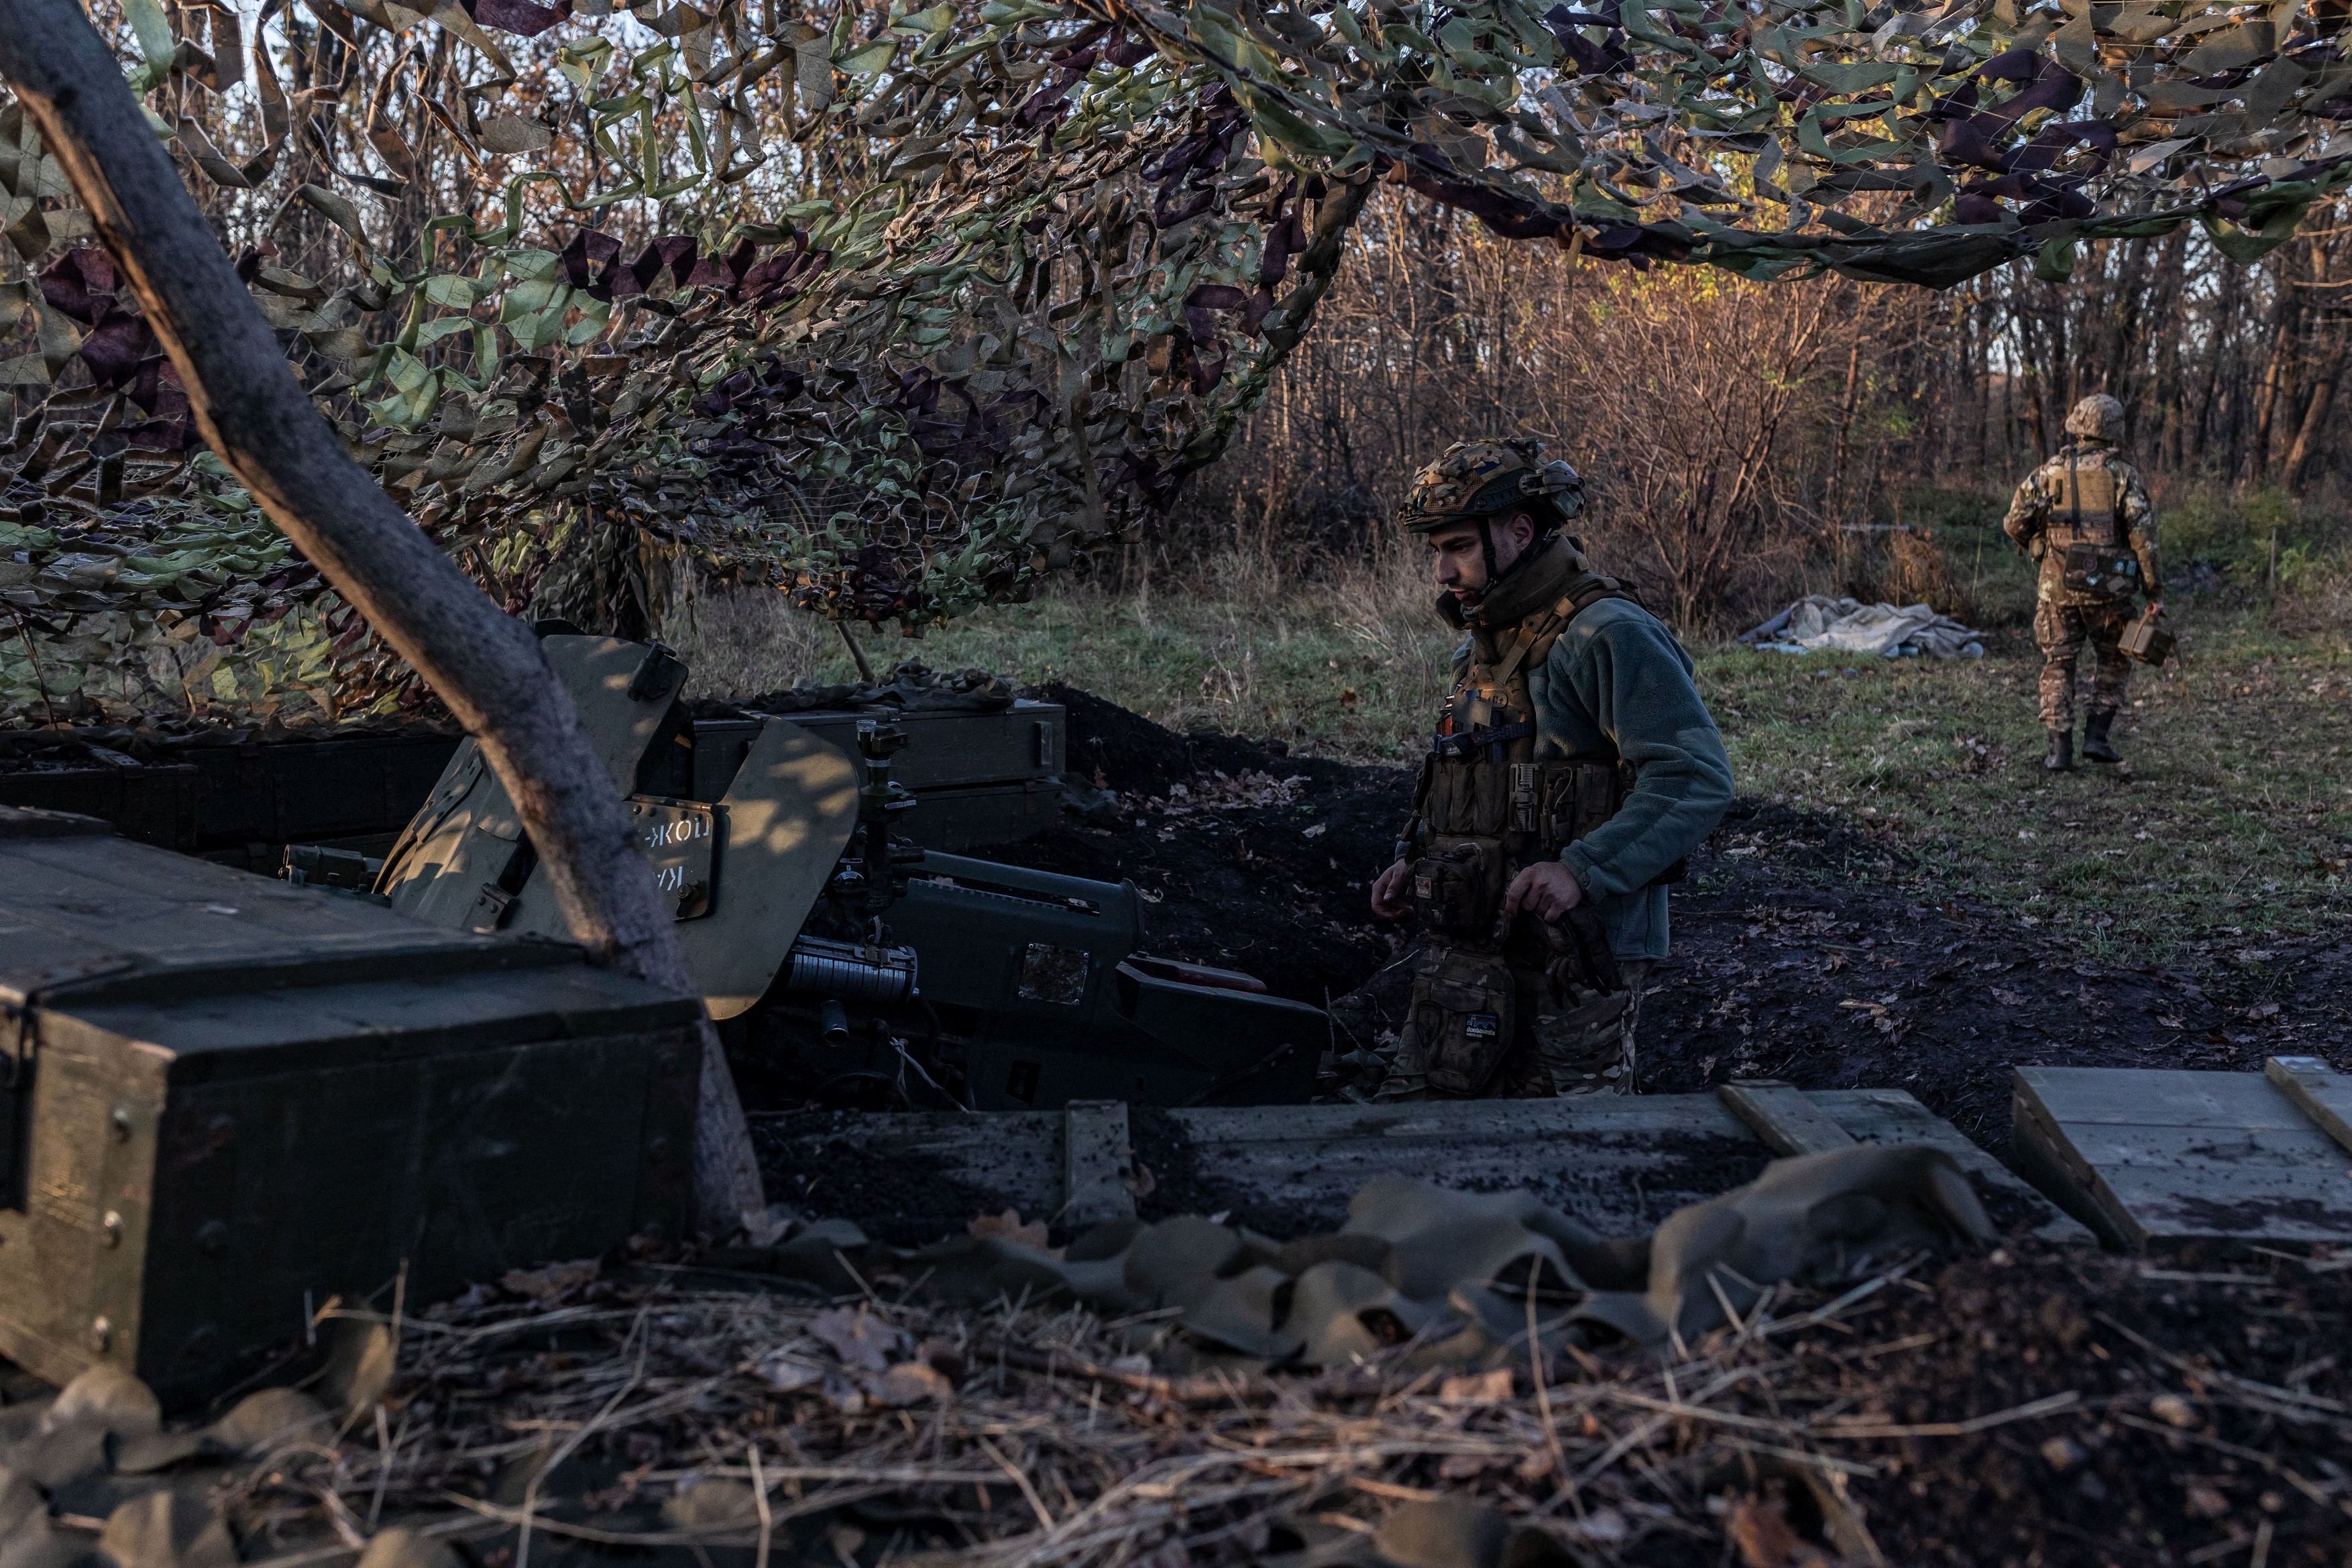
left=1370, top=858, right=1411, bottom=919
left=1502, top=860, right=1583, bottom=923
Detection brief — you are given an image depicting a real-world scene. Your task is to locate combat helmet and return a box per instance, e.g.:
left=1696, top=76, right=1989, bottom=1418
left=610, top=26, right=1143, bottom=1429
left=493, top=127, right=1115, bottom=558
left=2065, top=394, right=2125, bottom=444
left=1397, top=437, right=1585, bottom=536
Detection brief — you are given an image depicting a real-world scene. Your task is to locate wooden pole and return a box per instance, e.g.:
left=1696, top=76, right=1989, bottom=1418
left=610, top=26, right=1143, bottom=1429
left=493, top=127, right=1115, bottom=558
left=0, top=0, right=767, bottom=1235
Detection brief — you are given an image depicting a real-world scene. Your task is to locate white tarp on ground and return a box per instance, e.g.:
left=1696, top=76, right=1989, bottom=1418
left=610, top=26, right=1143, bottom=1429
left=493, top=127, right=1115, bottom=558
left=1740, top=596, right=1986, bottom=659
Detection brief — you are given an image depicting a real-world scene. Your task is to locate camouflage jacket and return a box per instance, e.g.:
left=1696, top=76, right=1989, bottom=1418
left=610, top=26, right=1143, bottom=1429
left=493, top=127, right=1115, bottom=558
left=2003, top=442, right=2162, bottom=607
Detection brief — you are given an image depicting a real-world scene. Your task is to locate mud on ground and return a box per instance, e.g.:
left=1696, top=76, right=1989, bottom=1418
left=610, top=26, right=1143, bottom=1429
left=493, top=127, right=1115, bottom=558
left=978, top=687, right=2352, bottom=1150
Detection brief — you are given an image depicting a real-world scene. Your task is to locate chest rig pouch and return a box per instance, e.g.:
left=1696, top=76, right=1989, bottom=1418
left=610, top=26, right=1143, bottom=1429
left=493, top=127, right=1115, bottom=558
left=1403, top=577, right=1675, bottom=940
left=2052, top=455, right=2137, bottom=598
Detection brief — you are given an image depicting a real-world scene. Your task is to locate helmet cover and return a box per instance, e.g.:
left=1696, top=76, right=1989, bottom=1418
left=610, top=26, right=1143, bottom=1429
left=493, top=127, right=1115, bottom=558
left=1398, top=437, right=1585, bottom=535
left=2065, top=394, right=2125, bottom=443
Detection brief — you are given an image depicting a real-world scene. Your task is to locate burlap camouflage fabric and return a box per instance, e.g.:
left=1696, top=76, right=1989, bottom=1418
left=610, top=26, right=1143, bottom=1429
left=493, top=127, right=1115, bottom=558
left=1396, top=439, right=1583, bottom=535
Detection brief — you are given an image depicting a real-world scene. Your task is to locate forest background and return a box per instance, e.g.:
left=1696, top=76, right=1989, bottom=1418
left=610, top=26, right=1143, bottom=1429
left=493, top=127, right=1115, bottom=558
left=691, top=184, right=2352, bottom=718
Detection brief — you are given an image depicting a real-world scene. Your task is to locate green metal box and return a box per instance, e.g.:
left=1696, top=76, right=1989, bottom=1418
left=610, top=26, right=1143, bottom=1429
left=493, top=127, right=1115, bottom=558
left=0, top=805, right=702, bottom=1407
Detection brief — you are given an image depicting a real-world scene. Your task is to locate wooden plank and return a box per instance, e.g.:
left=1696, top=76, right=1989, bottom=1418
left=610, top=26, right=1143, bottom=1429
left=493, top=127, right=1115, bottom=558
left=2013, top=1067, right=2352, bottom=1251
left=2265, top=1057, right=2352, bottom=1158
left=1062, top=1100, right=1137, bottom=1227
left=1162, top=1095, right=1774, bottom=1236
left=2017, top=1067, right=2314, bottom=1130
left=764, top=1090, right=2041, bottom=1247
left=1716, top=1080, right=1858, bottom=1156
left=1809, top=1088, right=2093, bottom=1246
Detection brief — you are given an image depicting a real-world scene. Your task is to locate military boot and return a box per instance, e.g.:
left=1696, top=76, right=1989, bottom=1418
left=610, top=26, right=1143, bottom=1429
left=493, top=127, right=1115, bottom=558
left=2044, top=728, right=2074, bottom=772
left=2082, top=709, right=2122, bottom=764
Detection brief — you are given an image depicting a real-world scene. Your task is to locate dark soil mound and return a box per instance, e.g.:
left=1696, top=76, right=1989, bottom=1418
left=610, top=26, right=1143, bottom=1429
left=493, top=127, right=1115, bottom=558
left=1834, top=1243, right=2352, bottom=1566
left=1639, top=797, right=2352, bottom=1145
left=974, top=683, right=1414, bottom=1007
left=1033, top=680, right=1363, bottom=796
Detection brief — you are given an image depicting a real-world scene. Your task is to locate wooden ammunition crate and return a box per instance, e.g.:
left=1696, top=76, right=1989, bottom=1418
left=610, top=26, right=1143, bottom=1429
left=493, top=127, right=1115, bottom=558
left=0, top=806, right=702, bottom=1407
left=2013, top=1063, right=2352, bottom=1251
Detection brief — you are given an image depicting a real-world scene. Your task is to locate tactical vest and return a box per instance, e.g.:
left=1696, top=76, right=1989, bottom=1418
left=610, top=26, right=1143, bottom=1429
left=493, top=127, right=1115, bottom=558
left=1398, top=571, right=1665, bottom=951
left=2050, top=448, right=2141, bottom=598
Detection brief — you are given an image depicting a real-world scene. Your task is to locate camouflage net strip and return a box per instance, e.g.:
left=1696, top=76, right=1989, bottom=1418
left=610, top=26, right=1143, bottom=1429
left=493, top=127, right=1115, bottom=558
left=1, top=0, right=2347, bottom=721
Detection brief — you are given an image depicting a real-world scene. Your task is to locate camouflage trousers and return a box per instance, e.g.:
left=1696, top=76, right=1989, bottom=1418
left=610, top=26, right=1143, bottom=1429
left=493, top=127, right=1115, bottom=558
left=1380, top=952, right=1655, bottom=1101
left=2034, top=598, right=2134, bottom=729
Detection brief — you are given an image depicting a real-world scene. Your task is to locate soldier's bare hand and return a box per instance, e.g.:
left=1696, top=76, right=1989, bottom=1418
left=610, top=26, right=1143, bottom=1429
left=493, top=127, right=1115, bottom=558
left=1370, top=858, right=1411, bottom=919
left=1502, top=860, right=1583, bottom=923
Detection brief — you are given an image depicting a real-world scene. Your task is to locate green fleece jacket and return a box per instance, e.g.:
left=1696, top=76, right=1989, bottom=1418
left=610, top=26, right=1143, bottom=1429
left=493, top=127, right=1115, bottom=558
left=1447, top=575, right=1734, bottom=960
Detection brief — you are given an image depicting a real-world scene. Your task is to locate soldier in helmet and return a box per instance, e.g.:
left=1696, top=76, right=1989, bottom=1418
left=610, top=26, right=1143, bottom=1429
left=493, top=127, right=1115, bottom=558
left=2003, top=394, right=2164, bottom=771
left=1367, top=438, right=1734, bottom=1099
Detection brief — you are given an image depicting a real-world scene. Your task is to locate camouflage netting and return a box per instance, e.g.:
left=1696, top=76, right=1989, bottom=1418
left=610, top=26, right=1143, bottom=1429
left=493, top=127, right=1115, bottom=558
left=1, top=0, right=2348, bottom=720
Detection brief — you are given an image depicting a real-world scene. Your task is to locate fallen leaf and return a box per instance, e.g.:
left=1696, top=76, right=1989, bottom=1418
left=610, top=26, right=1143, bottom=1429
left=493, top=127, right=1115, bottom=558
left=968, top=1209, right=1051, bottom=1249
left=2149, top=1392, right=2197, bottom=1429
left=500, top=1258, right=600, bottom=1302
left=757, top=1353, right=823, bottom=1393
left=664, top=1479, right=760, bottom=1528
left=1991, top=986, right=2026, bottom=1006
left=1564, top=1507, right=1627, bottom=1544
left=1727, top=1494, right=1835, bottom=1568
left=873, top=1361, right=952, bottom=1406
left=2182, top=1480, right=2229, bottom=1518
left=810, top=1306, right=910, bottom=1373
left=1438, top=1368, right=1512, bottom=1404
left=2247, top=1001, right=2281, bottom=1021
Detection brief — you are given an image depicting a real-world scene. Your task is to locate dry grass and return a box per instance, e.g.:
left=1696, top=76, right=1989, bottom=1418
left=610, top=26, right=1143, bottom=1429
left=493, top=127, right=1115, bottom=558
left=207, top=1239, right=2352, bottom=1568
left=661, top=583, right=839, bottom=699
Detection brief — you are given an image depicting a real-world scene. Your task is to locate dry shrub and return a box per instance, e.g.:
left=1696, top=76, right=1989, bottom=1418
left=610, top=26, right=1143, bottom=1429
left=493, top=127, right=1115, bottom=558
left=1167, top=193, right=1940, bottom=634
left=1832, top=528, right=1962, bottom=614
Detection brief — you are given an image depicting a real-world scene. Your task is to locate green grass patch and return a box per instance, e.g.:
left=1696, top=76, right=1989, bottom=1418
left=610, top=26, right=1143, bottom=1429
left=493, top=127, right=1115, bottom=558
left=1694, top=604, right=2352, bottom=957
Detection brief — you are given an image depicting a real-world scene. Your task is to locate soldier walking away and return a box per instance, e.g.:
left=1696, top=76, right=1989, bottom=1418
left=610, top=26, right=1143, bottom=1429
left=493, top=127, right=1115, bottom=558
left=1368, top=439, right=1734, bottom=1099
left=2003, top=394, right=2164, bottom=771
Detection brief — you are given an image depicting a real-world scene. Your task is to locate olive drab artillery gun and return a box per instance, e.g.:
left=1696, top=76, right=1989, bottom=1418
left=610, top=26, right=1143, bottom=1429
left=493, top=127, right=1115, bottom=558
left=356, top=633, right=1325, bottom=1111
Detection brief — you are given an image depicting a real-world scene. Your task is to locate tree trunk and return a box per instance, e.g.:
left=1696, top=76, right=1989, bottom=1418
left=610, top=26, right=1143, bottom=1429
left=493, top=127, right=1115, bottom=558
left=2280, top=340, right=2343, bottom=495
left=0, top=0, right=767, bottom=1235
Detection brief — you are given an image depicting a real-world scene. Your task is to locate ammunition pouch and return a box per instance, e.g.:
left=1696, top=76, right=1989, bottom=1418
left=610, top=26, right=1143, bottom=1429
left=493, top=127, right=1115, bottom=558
left=1411, top=837, right=1502, bottom=940
left=1406, top=943, right=1520, bottom=1097
left=2061, top=542, right=2141, bottom=598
